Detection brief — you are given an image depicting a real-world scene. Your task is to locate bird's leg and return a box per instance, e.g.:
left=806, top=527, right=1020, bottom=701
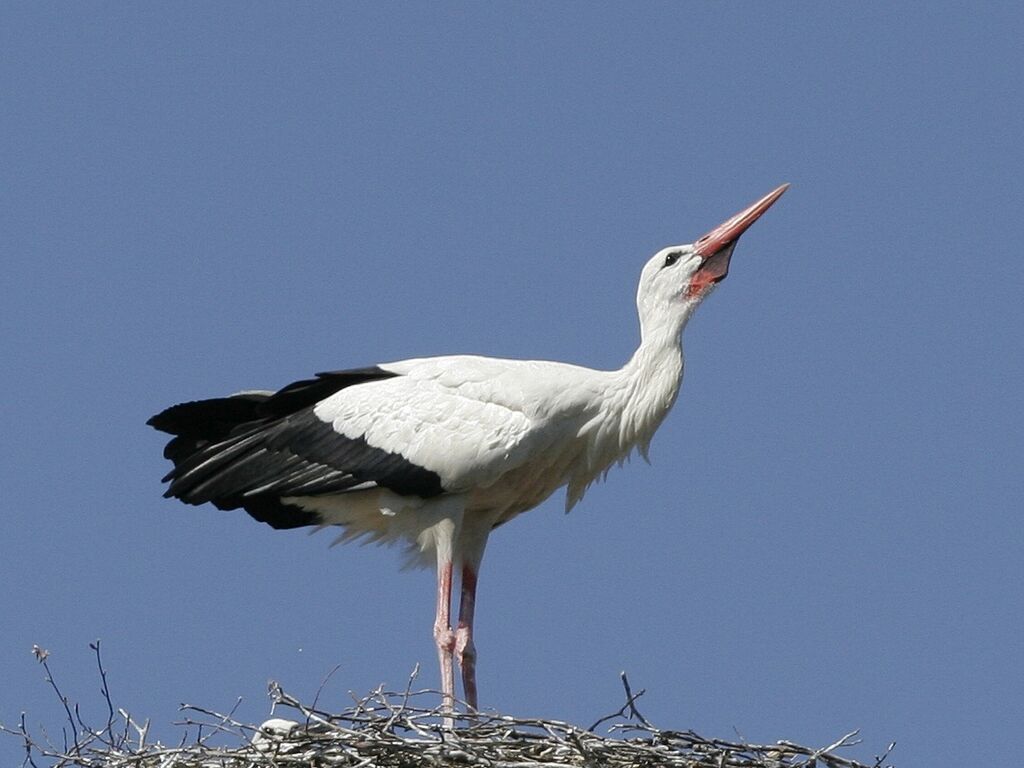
left=455, top=562, right=480, bottom=710
left=433, top=555, right=457, bottom=719
left=454, top=516, right=490, bottom=711
left=432, top=512, right=461, bottom=723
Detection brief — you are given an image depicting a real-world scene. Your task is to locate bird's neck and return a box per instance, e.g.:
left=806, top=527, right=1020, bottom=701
left=564, top=322, right=685, bottom=511
left=613, top=321, right=686, bottom=458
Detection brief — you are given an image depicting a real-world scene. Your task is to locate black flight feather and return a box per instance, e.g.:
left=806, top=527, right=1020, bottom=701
left=149, top=366, right=444, bottom=530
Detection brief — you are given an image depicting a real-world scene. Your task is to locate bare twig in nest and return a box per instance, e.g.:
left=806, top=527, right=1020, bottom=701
left=2, top=646, right=896, bottom=768
left=34, top=646, right=80, bottom=755
left=88, top=642, right=116, bottom=741
left=588, top=670, right=652, bottom=732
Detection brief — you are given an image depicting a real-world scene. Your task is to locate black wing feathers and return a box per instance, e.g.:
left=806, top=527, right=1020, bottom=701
left=149, top=366, right=444, bottom=530
left=148, top=393, right=271, bottom=463
left=262, top=367, right=398, bottom=416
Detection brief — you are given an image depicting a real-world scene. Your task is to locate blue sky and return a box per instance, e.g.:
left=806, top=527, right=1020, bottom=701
left=3, top=3, right=1021, bottom=766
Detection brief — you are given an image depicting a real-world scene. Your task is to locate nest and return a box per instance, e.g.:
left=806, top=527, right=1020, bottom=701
left=5, top=645, right=895, bottom=768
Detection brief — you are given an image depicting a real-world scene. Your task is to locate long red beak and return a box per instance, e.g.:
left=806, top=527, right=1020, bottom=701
left=694, top=183, right=790, bottom=258
left=685, top=183, right=789, bottom=296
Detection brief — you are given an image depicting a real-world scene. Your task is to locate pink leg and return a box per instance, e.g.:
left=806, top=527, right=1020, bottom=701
left=455, top=564, right=479, bottom=709
left=433, top=558, right=456, bottom=716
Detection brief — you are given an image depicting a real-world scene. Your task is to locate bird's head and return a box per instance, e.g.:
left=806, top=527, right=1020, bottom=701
left=636, top=183, right=789, bottom=338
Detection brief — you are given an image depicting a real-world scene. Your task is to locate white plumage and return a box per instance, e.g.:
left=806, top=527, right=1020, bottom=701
left=150, top=183, right=788, bottom=714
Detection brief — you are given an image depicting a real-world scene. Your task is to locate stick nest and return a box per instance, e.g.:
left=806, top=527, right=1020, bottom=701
left=4, top=644, right=895, bottom=768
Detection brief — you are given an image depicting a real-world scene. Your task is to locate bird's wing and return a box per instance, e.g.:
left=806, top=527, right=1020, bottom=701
left=153, top=357, right=597, bottom=517
left=319, top=355, right=597, bottom=492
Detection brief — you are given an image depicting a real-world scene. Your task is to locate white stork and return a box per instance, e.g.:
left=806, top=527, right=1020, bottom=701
left=149, top=183, right=788, bottom=712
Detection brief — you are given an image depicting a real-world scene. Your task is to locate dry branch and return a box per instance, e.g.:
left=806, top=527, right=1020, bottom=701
left=3, top=644, right=895, bottom=768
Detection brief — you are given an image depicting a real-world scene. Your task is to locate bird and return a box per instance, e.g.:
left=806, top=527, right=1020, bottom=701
left=149, top=183, right=788, bottom=713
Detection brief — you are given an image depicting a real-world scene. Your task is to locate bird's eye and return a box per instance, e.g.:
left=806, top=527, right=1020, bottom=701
left=662, top=251, right=681, bottom=268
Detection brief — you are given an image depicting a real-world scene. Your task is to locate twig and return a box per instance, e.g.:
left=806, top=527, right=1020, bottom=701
left=873, top=740, right=897, bottom=768
left=587, top=671, right=651, bottom=732
left=308, top=663, right=342, bottom=727
left=90, top=641, right=117, bottom=741
left=5, top=645, right=895, bottom=768
left=179, top=698, right=245, bottom=745
left=34, top=646, right=80, bottom=755
left=619, top=671, right=653, bottom=728
left=20, top=712, right=41, bottom=768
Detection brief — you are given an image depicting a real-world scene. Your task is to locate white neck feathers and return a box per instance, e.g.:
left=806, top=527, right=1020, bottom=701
left=565, top=321, right=685, bottom=510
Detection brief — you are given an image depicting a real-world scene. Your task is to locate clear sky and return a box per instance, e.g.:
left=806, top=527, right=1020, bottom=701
left=3, top=4, right=1021, bottom=766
